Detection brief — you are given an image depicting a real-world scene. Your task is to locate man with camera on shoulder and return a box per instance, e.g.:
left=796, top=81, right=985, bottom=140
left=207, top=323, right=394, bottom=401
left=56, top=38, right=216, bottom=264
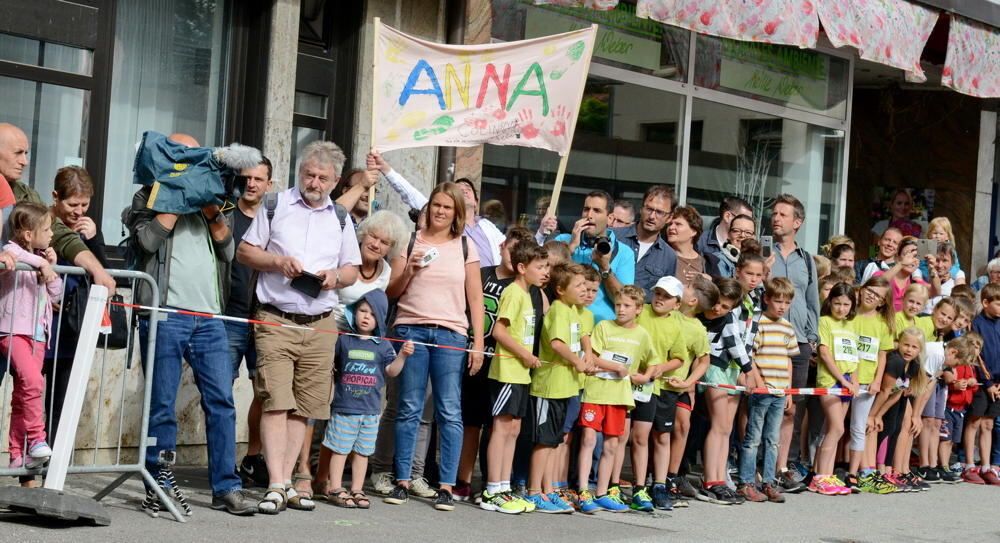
left=552, top=190, right=635, bottom=323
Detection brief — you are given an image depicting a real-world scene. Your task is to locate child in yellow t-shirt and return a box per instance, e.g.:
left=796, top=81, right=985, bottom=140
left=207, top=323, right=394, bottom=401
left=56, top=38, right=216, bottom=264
left=576, top=285, right=656, bottom=514
left=481, top=243, right=549, bottom=514
left=895, top=283, right=935, bottom=341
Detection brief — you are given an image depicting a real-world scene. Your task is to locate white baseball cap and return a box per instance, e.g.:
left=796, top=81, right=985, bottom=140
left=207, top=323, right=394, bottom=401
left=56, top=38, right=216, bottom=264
left=653, top=276, right=684, bottom=298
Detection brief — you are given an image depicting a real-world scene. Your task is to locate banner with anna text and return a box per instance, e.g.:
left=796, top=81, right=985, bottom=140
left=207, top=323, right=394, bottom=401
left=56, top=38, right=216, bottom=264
left=373, top=22, right=596, bottom=156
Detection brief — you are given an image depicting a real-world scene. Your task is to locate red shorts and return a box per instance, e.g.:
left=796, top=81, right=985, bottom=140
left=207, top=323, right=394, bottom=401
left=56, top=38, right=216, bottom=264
left=579, top=403, right=628, bottom=436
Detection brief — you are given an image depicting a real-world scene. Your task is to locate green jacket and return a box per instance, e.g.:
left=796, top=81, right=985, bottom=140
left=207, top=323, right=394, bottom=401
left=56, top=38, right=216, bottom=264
left=11, top=180, right=89, bottom=263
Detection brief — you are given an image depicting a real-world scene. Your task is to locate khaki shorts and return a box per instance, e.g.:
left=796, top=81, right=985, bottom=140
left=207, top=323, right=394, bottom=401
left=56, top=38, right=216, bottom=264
left=253, top=309, right=337, bottom=419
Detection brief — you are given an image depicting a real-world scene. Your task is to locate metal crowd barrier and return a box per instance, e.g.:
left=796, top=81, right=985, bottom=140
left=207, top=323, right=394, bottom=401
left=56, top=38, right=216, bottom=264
left=0, top=262, right=187, bottom=522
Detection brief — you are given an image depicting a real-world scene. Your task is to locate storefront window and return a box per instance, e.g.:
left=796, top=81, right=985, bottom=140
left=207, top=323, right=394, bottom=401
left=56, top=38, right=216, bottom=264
left=687, top=99, right=845, bottom=250
left=0, top=33, right=93, bottom=76
left=482, top=76, right=684, bottom=232
left=492, top=0, right=690, bottom=82
left=102, top=0, right=229, bottom=243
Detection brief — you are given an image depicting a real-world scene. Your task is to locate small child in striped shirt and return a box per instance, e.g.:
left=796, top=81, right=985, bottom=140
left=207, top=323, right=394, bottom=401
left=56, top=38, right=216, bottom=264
left=736, top=277, right=800, bottom=503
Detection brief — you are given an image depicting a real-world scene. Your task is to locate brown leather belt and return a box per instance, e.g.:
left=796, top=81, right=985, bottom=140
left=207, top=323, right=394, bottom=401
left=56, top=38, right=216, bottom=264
left=261, top=304, right=332, bottom=325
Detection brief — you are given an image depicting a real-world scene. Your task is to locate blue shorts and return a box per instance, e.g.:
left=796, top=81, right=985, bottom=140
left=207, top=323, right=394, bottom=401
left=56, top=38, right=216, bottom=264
left=943, top=407, right=966, bottom=443
left=699, top=363, right=741, bottom=395
left=224, top=319, right=257, bottom=379
left=323, top=413, right=380, bottom=456
left=562, top=393, right=582, bottom=434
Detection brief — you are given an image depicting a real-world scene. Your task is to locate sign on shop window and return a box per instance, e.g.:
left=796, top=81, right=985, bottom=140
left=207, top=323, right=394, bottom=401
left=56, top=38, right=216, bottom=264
left=719, top=39, right=829, bottom=110
left=524, top=6, right=661, bottom=71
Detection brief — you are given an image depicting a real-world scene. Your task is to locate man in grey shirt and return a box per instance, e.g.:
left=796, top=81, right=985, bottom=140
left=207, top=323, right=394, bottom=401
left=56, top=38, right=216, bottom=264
left=767, top=193, right=819, bottom=491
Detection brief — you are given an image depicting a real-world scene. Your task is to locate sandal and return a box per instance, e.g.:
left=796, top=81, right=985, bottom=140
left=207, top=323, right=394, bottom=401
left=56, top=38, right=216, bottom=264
left=312, top=479, right=333, bottom=501
left=258, top=487, right=287, bottom=515
left=328, top=488, right=357, bottom=509
left=286, top=487, right=316, bottom=511
left=351, top=491, right=370, bottom=509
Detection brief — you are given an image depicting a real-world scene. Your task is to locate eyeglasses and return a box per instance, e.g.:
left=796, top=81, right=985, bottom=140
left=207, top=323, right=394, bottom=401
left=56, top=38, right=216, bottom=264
left=863, top=287, right=886, bottom=302
left=729, top=228, right=754, bottom=237
left=642, top=206, right=669, bottom=218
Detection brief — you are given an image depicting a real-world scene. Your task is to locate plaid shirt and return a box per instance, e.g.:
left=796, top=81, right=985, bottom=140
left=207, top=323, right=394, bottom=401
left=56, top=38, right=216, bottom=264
left=699, top=311, right=753, bottom=373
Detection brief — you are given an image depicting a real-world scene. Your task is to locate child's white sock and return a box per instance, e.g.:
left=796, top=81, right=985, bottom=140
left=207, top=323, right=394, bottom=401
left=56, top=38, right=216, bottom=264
left=487, top=482, right=502, bottom=495
left=500, top=480, right=511, bottom=492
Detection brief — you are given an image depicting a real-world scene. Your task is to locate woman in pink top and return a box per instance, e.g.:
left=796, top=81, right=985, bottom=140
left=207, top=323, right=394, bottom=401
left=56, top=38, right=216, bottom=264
left=874, top=237, right=927, bottom=311
left=384, top=182, right=485, bottom=508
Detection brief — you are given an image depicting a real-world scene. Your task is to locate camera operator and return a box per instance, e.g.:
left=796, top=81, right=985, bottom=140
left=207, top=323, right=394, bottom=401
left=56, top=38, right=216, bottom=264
left=553, top=190, right=634, bottom=323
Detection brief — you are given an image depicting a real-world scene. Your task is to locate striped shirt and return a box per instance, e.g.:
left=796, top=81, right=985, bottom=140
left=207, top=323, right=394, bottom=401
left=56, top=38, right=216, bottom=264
left=700, top=312, right=753, bottom=372
left=753, top=315, right=801, bottom=390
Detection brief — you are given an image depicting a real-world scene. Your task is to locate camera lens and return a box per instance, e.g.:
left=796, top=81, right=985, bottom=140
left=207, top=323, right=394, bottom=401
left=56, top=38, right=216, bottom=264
left=595, top=240, right=612, bottom=255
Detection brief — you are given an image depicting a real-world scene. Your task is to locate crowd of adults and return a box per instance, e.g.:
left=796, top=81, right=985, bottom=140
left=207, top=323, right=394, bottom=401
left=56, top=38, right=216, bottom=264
left=2, top=125, right=998, bottom=517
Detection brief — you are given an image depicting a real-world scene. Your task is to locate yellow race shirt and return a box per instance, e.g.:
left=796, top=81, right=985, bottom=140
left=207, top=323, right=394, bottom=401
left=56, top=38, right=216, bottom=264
left=636, top=305, right=681, bottom=399
left=817, top=316, right=858, bottom=388
left=532, top=300, right=585, bottom=399
left=488, top=282, right=536, bottom=385
left=582, top=320, right=655, bottom=408
left=852, top=313, right=893, bottom=385
left=659, top=312, right=709, bottom=393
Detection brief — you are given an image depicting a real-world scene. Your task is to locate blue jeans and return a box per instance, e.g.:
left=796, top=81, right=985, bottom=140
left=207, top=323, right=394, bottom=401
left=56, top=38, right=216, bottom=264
left=223, top=320, right=257, bottom=380
left=392, top=325, right=465, bottom=486
left=991, top=416, right=1000, bottom=466
left=739, top=394, right=785, bottom=484
left=140, top=312, right=241, bottom=497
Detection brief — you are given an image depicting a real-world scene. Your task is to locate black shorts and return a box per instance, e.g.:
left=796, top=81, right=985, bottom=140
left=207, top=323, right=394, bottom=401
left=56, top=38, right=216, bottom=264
left=968, top=387, right=1000, bottom=418
left=630, top=397, right=656, bottom=423
left=653, top=390, right=680, bottom=433
left=562, top=393, right=582, bottom=434
left=530, top=396, right=569, bottom=446
left=461, top=359, right=492, bottom=427
left=489, top=380, right=530, bottom=419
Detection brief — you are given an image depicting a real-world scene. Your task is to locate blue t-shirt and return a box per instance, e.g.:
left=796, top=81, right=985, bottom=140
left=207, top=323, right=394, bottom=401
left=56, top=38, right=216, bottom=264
left=332, top=335, right=397, bottom=415
left=554, top=230, right=635, bottom=323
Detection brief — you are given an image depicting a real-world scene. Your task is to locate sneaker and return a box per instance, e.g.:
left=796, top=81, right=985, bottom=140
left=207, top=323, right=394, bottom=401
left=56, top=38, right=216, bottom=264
left=736, top=483, right=767, bottom=503
left=8, top=456, right=24, bottom=469
left=916, top=466, right=940, bottom=483
left=667, top=477, right=687, bottom=508
left=981, top=467, right=1000, bottom=486
left=211, top=489, right=258, bottom=516
left=479, top=490, right=524, bottom=514
left=901, top=472, right=930, bottom=491
left=509, top=491, right=535, bottom=512
left=452, top=481, right=472, bottom=502
left=857, top=472, right=896, bottom=494
left=546, top=492, right=575, bottom=513
left=938, top=466, right=961, bottom=483
left=371, top=471, right=395, bottom=495
left=808, top=475, right=842, bottom=496
left=434, top=489, right=455, bottom=511
left=651, top=483, right=673, bottom=511
left=843, top=473, right=860, bottom=494
left=761, top=483, right=785, bottom=503
left=882, top=472, right=914, bottom=492
left=578, top=490, right=603, bottom=514
left=962, top=467, right=986, bottom=484
left=558, top=489, right=579, bottom=510
left=25, top=442, right=51, bottom=469
left=525, top=493, right=562, bottom=514
left=698, top=484, right=741, bottom=505
left=594, top=493, right=629, bottom=512
left=829, top=476, right=851, bottom=495
left=238, top=453, right=269, bottom=488
left=607, top=485, right=628, bottom=505
left=383, top=484, right=409, bottom=505
left=788, top=461, right=810, bottom=480
left=673, top=474, right=698, bottom=498
left=630, top=487, right=654, bottom=512
left=409, top=477, right=437, bottom=498
left=778, top=470, right=807, bottom=493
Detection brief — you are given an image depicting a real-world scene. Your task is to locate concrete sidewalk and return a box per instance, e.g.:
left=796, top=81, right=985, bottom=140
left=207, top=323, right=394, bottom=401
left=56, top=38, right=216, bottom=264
left=2, top=468, right=999, bottom=542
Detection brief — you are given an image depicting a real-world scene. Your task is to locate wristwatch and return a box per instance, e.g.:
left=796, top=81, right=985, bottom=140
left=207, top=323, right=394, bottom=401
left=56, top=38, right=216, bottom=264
left=600, top=268, right=611, bottom=279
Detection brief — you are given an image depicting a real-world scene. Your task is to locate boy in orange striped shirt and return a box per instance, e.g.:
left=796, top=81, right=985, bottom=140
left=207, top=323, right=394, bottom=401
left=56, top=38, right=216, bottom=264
left=736, top=277, right=799, bottom=503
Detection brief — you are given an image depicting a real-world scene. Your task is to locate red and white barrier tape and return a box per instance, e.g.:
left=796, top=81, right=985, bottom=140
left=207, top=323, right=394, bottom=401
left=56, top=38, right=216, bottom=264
left=697, top=382, right=853, bottom=397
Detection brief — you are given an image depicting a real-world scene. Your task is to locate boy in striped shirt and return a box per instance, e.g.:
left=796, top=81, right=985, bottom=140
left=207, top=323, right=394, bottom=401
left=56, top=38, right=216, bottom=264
left=737, top=277, right=800, bottom=503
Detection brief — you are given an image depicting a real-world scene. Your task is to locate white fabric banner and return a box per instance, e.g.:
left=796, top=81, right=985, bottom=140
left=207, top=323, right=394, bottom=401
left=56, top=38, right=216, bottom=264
left=372, top=21, right=596, bottom=156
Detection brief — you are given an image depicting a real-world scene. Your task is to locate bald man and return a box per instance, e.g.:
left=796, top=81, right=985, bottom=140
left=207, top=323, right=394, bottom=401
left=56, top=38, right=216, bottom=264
left=129, top=133, right=256, bottom=516
left=0, top=123, right=111, bottom=288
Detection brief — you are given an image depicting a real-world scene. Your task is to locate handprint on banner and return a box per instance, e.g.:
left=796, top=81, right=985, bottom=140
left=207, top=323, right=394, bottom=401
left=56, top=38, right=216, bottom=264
left=549, top=105, right=572, bottom=137
left=384, top=37, right=409, bottom=64
left=517, top=109, right=541, bottom=140
left=414, top=115, right=454, bottom=141
left=485, top=105, right=507, bottom=121
left=464, top=117, right=487, bottom=130
left=550, top=40, right=586, bottom=80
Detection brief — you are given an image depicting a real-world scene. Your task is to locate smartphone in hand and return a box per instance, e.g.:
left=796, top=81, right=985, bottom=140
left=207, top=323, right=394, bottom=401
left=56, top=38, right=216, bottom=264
left=760, top=235, right=773, bottom=259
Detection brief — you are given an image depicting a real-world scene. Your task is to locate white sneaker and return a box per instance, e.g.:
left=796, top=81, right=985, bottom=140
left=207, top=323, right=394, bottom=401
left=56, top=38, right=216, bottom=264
left=409, top=477, right=438, bottom=498
left=26, top=441, right=52, bottom=469
left=371, top=472, right=395, bottom=495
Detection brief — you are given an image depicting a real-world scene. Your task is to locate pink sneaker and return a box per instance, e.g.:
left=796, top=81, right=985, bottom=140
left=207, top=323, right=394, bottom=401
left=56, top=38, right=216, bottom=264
left=828, top=476, right=852, bottom=495
left=808, top=475, right=841, bottom=496
left=8, top=456, right=24, bottom=469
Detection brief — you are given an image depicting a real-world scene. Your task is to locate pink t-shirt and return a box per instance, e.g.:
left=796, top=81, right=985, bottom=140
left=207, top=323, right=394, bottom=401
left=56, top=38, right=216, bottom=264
left=873, top=270, right=928, bottom=312
left=395, top=233, right=479, bottom=335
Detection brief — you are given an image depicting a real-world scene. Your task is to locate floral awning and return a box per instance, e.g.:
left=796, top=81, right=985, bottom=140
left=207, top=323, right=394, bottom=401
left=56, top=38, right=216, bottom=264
left=530, top=0, right=619, bottom=9
left=943, top=15, right=1000, bottom=98
left=635, top=0, right=819, bottom=49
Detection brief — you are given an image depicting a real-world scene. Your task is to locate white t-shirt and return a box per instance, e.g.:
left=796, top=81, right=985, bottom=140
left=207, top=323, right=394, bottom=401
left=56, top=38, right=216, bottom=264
left=636, top=240, right=653, bottom=261
left=925, top=276, right=957, bottom=314
left=923, top=341, right=945, bottom=377
left=333, top=258, right=392, bottom=331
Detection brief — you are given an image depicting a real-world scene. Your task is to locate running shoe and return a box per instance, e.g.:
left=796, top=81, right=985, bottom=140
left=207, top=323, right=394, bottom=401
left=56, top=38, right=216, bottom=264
left=384, top=484, right=409, bottom=504
left=857, top=472, right=896, bottom=494
left=8, top=456, right=23, bottom=469
left=901, top=472, right=930, bottom=491
left=761, top=482, right=785, bottom=503
left=828, top=476, right=851, bottom=495
left=808, top=475, right=842, bottom=496
left=508, top=491, right=536, bottom=512
left=452, top=481, right=472, bottom=502
left=651, top=483, right=673, bottom=511
left=981, top=467, right=1000, bottom=486
left=778, top=470, right=807, bottom=493
left=479, top=490, right=524, bottom=514
left=558, top=488, right=580, bottom=510
left=546, top=492, right=575, bottom=513
left=698, top=484, right=742, bottom=505
left=962, top=467, right=986, bottom=484
left=25, top=441, right=51, bottom=469
left=882, top=472, right=915, bottom=492
left=736, top=483, right=767, bottom=503
left=607, top=485, right=628, bottom=505
left=915, top=466, right=939, bottom=483
left=578, top=490, right=602, bottom=514
left=667, top=478, right=688, bottom=508
left=370, top=471, right=395, bottom=495
left=938, top=466, right=961, bottom=484
left=238, top=453, right=270, bottom=488
left=594, top=493, right=630, bottom=512
left=630, top=487, right=654, bottom=512
left=674, top=474, right=698, bottom=498
left=525, top=493, right=564, bottom=514
left=842, top=473, right=861, bottom=494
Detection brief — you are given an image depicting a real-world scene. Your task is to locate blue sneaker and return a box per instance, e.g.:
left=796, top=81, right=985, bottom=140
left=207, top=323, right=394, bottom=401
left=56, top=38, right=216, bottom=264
left=546, top=492, right=575, bottom=513
left=525, top=493, right=563, bottom=514
left=594, top=493, right=629, bottom=512
left=651, top=483, right=673, bottom=511
left=578, top=490, right=602, bottom=514
left=630, top=487, right=654, bottom=512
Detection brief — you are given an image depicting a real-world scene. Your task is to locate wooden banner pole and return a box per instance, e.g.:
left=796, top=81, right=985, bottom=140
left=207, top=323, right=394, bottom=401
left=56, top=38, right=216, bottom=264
left=368, top=17, right=380, bottom=216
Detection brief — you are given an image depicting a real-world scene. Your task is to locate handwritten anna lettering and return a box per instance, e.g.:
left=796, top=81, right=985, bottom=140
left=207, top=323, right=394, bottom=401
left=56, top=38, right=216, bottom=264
left=398, top=60, right=550, bottom=116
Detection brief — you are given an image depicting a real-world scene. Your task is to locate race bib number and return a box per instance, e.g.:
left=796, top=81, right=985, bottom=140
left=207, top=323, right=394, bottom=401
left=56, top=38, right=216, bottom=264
left=833, top=334, right=858, bottom=364
left=632, top=381, right=653, bottom=403
left=569, top=322, right=582, bottom=355
left=522, top=315, right=535, bottom=346
left=856, top=335, right=878, bottom=362
left=596, top=350, right=631, bottom=380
